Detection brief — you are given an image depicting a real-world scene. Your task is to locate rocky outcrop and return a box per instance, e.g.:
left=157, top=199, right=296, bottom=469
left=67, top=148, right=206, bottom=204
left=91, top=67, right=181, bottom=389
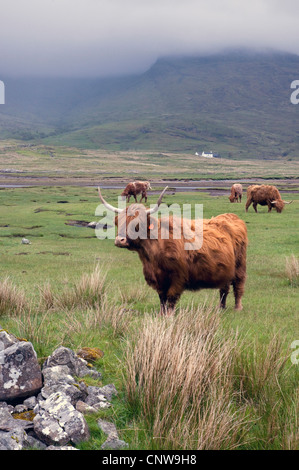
left=0, top=330, right=42, bottom=401
left=0, top=329, right=126, bottom=450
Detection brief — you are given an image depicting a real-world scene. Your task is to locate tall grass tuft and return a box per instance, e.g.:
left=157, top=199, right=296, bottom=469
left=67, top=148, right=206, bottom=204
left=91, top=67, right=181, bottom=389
left=39, top=265, right=107, bottom=311
left=233, top=334, right=298, bottom=449
left=124, top=304, right=250, bottom=450
left=0, top=277, right=28, bottom=316
left=286, top=254, right=299, bottom=287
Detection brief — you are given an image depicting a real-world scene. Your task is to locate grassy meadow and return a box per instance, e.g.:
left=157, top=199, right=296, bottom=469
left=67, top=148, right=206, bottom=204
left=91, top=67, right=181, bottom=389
left=0, top=159, right=298, bottom=449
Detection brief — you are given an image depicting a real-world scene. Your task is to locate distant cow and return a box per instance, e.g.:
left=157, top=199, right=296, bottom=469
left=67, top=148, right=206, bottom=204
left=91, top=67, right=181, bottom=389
left=229, top=183, right=243, bottom=203
left=245, top=184, right=292, bottom=213
left=98, top=187, right=248, bottom=315
left=121, top=181, right=152, bottom=203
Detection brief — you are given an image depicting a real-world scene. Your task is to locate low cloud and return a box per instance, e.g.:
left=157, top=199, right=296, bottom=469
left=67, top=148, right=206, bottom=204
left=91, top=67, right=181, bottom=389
left=1, top=0, right=299, bottom=77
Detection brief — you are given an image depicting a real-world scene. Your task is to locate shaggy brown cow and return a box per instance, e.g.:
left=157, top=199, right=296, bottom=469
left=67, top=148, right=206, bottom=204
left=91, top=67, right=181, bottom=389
left=229, top=183, right=243, bottom=203
left=245, top=184, right=292, bottom=213
left=98, top=187, right=248, bottom=315
left=121, top=181, right=152, bottom=203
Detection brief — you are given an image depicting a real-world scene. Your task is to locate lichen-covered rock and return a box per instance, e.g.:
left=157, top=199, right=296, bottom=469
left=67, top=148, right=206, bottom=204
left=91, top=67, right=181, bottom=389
left=0, top=335, right=42, bottom=401
left=33, top=391, right=90, bottom=446
left=84, top=385, right=111, bottom=410
left=0, top=428, right=27, bottom=450
left=41, top=363, right=88, bottom=405
left=43, top=346, right=101, bottom=380
left=77, top=347, right=104, bottom=363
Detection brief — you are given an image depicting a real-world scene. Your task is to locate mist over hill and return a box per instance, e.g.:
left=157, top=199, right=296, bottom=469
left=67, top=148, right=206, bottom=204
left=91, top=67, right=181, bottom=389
left=1, top=50, right=299, bottom=159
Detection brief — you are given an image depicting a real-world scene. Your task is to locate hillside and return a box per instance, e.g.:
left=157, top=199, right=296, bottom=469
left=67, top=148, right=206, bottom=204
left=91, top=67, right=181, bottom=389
left=1, top=50, right=299, bottom=158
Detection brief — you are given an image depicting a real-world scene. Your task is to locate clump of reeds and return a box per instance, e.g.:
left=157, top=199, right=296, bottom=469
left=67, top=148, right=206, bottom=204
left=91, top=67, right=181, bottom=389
left=39, top=264, right=107, bottom=311
left=286, top=254, right=299, bottom=287
left=124, top=303, right=249, bottom=450
left=0, top=277, right=28, bottom=316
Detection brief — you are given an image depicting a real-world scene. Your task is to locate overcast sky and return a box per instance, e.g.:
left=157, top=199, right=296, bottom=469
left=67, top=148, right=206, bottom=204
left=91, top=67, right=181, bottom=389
left=1, top=0, right=299, bottom=77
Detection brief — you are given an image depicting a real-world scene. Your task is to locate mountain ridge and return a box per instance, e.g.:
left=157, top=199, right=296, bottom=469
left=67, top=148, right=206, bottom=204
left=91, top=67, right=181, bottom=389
left=1, top=50, right=299, bottom=158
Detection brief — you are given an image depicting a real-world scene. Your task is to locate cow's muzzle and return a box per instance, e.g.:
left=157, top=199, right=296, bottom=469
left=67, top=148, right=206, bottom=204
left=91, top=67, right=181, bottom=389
left=115, top=236, right=129, bottom=248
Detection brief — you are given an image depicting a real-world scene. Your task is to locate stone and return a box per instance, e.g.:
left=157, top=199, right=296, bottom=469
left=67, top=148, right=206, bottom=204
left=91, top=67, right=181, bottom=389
left=33, top=391, right=90, bottom=446
left=40, top=363, right=88, bottom=406
left=77, top=347, right=104, bottom=363
left=75, top=400, right=98, bottom=415
left=46, top=445, right=78, bottom=450
left=43, top=346, right=101, bottom=380
left=0, top=338, right=42, bottom=401
left=0, top=428, right=27, bottom=450
left=98, top=418, right=128, bottom=450
left=23, top=396, right=37, bottom=410
left=0, top=406, right=33, bottom=432
left=84, top=386, right=111, bottom=410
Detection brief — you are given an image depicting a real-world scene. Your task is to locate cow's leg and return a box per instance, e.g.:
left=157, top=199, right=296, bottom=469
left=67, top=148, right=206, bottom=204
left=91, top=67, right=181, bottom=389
left=166, top=295, right=180, bottom=316
left=267, top=202, right=273, bottom=212
left=158, top=293, right=167, bottom=316
left=253, top=202, right=258, bottom=213
left=245, top=199, right=252, bottom=212
left=144, top=192, right=147, bottom=203
left=134, top=194, right=137, bottom=202
left=127, top=195, right=131, bottom=203
left=219, top=284, right=230, bottom=309
left=232, top=277, right=245, bottom=310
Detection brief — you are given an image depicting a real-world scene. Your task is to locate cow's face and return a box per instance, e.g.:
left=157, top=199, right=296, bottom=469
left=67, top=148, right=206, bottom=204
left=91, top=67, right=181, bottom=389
left=97, top=186, right=168, bottom=247
left=114, top=204, right=152, bottom=249
left=272, top=200, right=284, bottom=213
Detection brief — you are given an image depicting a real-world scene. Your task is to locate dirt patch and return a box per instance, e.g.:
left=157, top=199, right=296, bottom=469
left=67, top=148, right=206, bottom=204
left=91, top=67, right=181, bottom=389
left=65, top=220, right=112, bottom=229
left=37, top=251, right=71, bottom=256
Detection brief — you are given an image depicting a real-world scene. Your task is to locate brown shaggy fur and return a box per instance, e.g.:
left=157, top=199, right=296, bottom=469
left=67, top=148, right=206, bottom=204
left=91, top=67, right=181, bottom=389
left=115, top=208, right=248, bottom=315
left=245, top=184, right=285, bottom=213
left=121, top=181, right=152, bottom=203
left=229, top=183, right=243, bottom=203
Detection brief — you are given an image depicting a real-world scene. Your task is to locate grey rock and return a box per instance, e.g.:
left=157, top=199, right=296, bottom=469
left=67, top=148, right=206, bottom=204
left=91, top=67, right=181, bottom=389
left=101, top=437, right=129, bottom=450
left=0, top=339, right=42, bottom=401
left=0, top=428, right=27, bottom=450
left=75, top=400, right=98, bottom=415
left=43, top=346, right=101, bottom=380
left=33, top=391, right=90, bottom=446
left=14, top=404, right=27, bottom=413
left=98, top=383, right=118, bottom=401
left=98, top=419, right=128, bottom=450
left=46, top=445, right=79, bottom=450
left=85, top=386, right=110, bottom=410
left=24, top=433, right=47, bottom=450
left=23, top=396, right=37, bottom=409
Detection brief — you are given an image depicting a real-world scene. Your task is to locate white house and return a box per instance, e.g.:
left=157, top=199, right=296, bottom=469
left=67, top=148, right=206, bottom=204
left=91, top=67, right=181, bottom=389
left=201, top=151, right=214, bottom=158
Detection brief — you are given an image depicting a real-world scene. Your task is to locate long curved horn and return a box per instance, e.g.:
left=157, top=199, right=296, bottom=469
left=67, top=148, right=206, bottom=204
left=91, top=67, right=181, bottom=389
left=146, top=186, right=168, bottom=215
left=270, top=200, right=277, bottom=204
left=283, top=200, right=293, bottom=204
left=98, top=187, right=123, bottom=213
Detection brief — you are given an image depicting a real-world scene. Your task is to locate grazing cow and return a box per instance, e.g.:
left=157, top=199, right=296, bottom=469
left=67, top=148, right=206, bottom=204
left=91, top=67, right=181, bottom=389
left=121, top=181, right=152, bottom=203
left=229, top=183, right=243, bottom=203
left=245, top=184, right=293, bottom=213
left=98, top=187, right=248, bottom=315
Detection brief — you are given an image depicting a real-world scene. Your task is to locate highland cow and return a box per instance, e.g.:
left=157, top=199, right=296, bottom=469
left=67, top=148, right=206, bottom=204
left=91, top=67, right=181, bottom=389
left=229, top=183, right=243, bottom=203
left=121, top=181, right=152, bottom=203
left=245, top=184, right=292, bottom=213
left=98, top=187, right=248, bottom=315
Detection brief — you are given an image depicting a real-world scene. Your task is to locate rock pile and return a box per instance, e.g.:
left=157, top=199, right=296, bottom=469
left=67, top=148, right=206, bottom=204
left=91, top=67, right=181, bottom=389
left=0, top=328, right=127, bottom=450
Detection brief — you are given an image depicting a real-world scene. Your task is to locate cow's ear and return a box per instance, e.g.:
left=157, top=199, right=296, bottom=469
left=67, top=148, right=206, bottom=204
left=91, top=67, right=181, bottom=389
left=147, top=214, right=159, bottom=231
left=114, top=215, right=119, bottom=226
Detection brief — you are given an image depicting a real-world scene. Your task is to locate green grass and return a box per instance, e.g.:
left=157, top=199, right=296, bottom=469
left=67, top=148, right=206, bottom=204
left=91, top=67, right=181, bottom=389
left=0, top=185, right=298, bottom=450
